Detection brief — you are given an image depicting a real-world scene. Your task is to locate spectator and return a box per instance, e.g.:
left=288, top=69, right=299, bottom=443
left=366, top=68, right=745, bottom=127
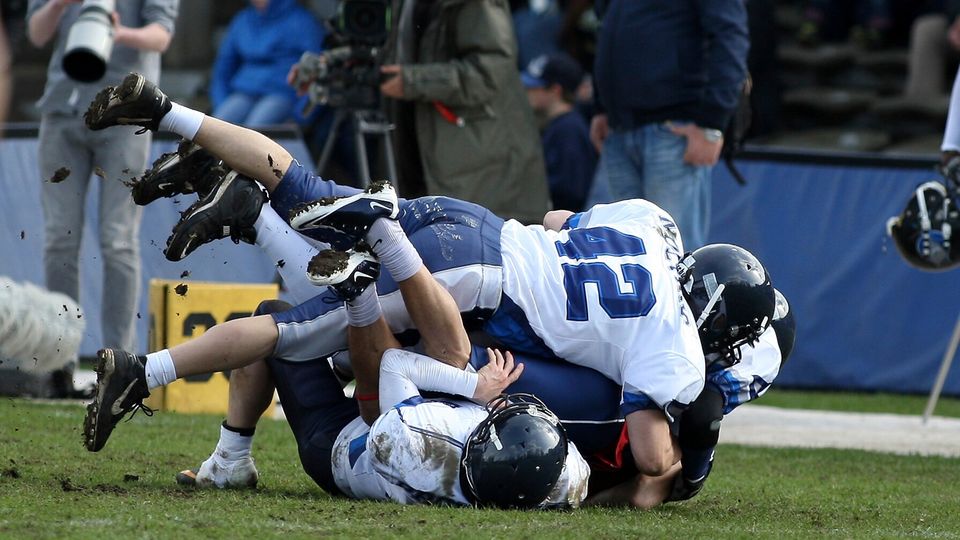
left=27, top=0, right=178, bottom=357
left=589, top=0, right=749, bottom=249
left=523, top=52, right=596, bottom=211
left=904, top=2, right=960, bottom=102
left=381, top=0, right=549, bottom=224
left=210, top=0, right=323, bottom=127
left=510, top=0, right=561, bottom=69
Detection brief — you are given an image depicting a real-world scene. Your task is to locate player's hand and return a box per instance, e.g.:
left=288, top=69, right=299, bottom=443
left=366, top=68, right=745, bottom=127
left=473, top=348, right=523, bottom=403
left=669, top=122, right=723, bottom=166
left=590, top=114, right=609, bottom=153
left=380, top=65, right=405, bottom=99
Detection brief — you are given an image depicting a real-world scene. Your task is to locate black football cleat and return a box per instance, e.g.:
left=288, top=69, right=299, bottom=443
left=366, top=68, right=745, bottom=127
left=289, top=181, right=398, bottom=244
left=132, top=139, right=224, bottom=205
left=84, top=72, right=172, bottom=133
left=83, top=349, right=152, bottom=452
left=164, top=170, right=266, bottom=262
left=306, top=244, right=380, bottom=301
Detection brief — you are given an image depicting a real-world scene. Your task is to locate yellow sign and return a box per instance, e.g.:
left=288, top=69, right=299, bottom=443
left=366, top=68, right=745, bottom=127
left=145, top=279, right=279, bottom=414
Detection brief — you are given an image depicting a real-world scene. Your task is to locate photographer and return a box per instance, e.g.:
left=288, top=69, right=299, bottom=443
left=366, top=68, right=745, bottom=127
left=382, top=0, right=549, bottom=224
left=27, top=0, right=178, bottom=366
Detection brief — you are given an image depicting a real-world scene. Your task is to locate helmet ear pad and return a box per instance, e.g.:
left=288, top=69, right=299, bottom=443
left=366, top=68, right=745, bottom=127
left=461, top=394, right=568, bottom=509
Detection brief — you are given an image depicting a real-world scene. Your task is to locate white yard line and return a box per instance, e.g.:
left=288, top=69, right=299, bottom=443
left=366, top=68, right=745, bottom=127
left=722, top=404, right=960, bottom=458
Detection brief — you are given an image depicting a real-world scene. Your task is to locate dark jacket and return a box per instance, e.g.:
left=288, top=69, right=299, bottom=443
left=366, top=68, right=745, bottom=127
left=396, top=0, right=550, bottom=224
left=593, top=0, right=749, bottom=131
left=210, top=0, right=323, bottom=109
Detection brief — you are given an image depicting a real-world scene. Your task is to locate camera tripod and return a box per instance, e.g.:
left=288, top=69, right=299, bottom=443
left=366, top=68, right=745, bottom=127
left=315, top=108, right=398, bottom=189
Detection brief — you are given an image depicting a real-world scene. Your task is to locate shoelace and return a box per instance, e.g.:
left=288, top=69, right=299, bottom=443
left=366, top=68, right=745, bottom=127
left=123, top=401, right=156, bottom=422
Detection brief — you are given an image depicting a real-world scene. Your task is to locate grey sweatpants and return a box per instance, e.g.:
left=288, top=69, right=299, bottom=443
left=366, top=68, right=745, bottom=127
left=38, top=113, right=149, bottom=353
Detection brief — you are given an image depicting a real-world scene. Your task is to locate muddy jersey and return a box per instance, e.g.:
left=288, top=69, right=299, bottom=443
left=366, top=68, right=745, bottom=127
left=331, top=397, right=591, bottom=507
left=496, top=199, right=705, bottom=417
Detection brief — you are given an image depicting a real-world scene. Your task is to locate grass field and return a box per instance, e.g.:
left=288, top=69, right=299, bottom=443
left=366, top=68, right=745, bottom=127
left=1, top=393, right=959, bottom=539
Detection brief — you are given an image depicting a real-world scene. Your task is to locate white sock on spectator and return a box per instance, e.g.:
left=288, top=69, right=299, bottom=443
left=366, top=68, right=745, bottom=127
left=366, top=218, right=422, bottom=282
left=253, top=206, right=323, bottom=305
left=159, top=102, right=205, bottom=140
left=346, top=284, right=382, bottom=328
left=144, top=349, right=177, bottom=390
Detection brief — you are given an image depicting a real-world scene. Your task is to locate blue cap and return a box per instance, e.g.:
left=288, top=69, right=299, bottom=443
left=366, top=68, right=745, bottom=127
left=521, top=53, right=584, bottom=94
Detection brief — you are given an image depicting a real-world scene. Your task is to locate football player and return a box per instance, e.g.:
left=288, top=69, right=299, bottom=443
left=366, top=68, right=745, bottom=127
left=83, top=73, right=776, bottom=500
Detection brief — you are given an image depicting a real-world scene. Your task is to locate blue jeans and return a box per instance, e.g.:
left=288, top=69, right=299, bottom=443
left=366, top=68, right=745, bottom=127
left=600, top=122, right=712, bottom=250
left=213, top=93, right=294, bottom=128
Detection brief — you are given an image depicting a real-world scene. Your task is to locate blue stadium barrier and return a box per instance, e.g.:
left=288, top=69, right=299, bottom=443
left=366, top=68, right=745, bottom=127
left=0, top=126, right=314, bottom=358
left=712, top=147, right=960, bottom=396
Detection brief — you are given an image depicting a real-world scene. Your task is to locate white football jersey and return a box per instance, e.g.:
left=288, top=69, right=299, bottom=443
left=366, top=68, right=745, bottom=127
left=709, top=324, right=782, bottom=413
left=331, top=398, right=591, bottom=507
left=499, top=200, right=705, bottom=414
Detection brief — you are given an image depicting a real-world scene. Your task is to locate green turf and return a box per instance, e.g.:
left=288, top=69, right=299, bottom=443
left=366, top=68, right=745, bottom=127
left=1, top=399, right=958, bottom=539
left=757, top=387, right=960, bottom=418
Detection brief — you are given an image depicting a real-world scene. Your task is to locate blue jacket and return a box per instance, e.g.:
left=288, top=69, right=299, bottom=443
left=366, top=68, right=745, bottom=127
left=210, top=0, right=324, bottom=109
left=593, top=0, right=749, bottom=131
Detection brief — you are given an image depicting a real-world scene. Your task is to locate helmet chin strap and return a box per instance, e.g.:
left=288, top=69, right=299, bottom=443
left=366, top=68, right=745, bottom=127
left=696, top=283, right=725, bottom=329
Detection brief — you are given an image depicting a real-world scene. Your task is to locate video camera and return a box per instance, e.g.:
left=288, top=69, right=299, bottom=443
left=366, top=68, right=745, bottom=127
left=293, top=0, right=392, bottom=111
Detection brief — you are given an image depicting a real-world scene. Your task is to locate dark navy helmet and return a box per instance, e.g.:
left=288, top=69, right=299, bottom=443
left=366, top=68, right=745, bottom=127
left=771, top=289, right=796, bottom=366
left=461, top=394, right=568, bottom=508
left=678, top=244, right=776, bottom=367
left=886, top=181, right=960, bottom=272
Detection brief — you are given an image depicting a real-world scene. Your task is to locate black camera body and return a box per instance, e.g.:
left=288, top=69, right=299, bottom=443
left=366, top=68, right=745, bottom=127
left=294, top=0, right=391, bottom=111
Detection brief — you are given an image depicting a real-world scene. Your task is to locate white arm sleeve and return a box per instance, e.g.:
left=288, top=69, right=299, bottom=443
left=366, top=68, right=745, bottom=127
left=378, top=348, right=478, bottom=414
left=944, top=68, right=960, bottom=152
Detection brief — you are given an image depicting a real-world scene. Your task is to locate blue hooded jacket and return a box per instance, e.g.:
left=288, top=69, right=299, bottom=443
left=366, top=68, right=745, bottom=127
left=210, top=0, right=324, bottom=109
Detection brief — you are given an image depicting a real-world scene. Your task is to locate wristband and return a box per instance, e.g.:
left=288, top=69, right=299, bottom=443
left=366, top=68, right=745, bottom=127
left=355, top=392, right=379, bottom=402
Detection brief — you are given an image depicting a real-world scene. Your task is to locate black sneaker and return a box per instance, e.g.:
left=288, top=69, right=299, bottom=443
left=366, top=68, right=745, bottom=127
left=83, top=349, right=152, bottom=452
left=164, top=170, right=266, bottom=261
left=289, top=181, right=398, bottom=244
left=85, top=72, right=172, bottom=133
left=132, top=140, right=224, bottom=205
left=306, top=244, right=380, bottom=301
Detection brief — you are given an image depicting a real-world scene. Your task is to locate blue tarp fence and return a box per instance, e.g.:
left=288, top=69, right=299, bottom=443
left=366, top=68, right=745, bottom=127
left=2, top=130, right=959, bottom=396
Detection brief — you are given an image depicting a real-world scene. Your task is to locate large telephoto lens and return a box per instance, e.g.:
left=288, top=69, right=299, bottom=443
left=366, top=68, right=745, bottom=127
left=62, top=0, right=116, bottom=83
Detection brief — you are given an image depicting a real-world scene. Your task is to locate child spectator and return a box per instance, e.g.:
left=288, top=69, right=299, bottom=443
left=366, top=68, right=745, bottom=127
left=523, top=52, right=596, bottom=212
left=210, top=0, right=323, bottom=127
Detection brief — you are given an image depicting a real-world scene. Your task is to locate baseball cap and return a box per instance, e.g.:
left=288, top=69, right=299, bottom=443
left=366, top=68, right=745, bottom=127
left=521, top=53, right=584, bottom=94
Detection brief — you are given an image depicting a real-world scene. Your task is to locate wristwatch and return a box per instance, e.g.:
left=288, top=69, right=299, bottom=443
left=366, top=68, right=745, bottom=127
left=703, top=128, right=724, bottom=143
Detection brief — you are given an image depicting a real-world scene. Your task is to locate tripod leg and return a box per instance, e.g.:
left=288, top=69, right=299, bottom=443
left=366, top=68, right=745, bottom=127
left=382, top=129, right=399, bottom=190
left=353, top=114, right=371, bottom=188
left=317, top=109, right=346, bottom=177
left=923, top=310, right=960, bottom=423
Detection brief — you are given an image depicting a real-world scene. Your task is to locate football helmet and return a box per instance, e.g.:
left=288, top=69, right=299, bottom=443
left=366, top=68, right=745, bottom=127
left=886, top=181, right=960, bottom=272
left=678, top=244, right=776, bottom=367
left=461, top=394, right=568, bottom=509
left=771, top=289, right=796, bottom=366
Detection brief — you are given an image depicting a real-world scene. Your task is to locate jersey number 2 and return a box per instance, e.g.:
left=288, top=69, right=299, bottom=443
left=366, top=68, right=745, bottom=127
left=555, top=227, right=656, bottom=321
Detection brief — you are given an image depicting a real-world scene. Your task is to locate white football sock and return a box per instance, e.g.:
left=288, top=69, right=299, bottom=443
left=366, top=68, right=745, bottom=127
left=346, top=284, right=382, bottom=328
left=215, top=423, right=253, bottom=462
left=159, top=102, right=205, bottom=140
left=254, top=205, right=323, bottom=304
left=144, top=349, right=177, bottom=390
left=367, top=218, right=422, bottom=282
